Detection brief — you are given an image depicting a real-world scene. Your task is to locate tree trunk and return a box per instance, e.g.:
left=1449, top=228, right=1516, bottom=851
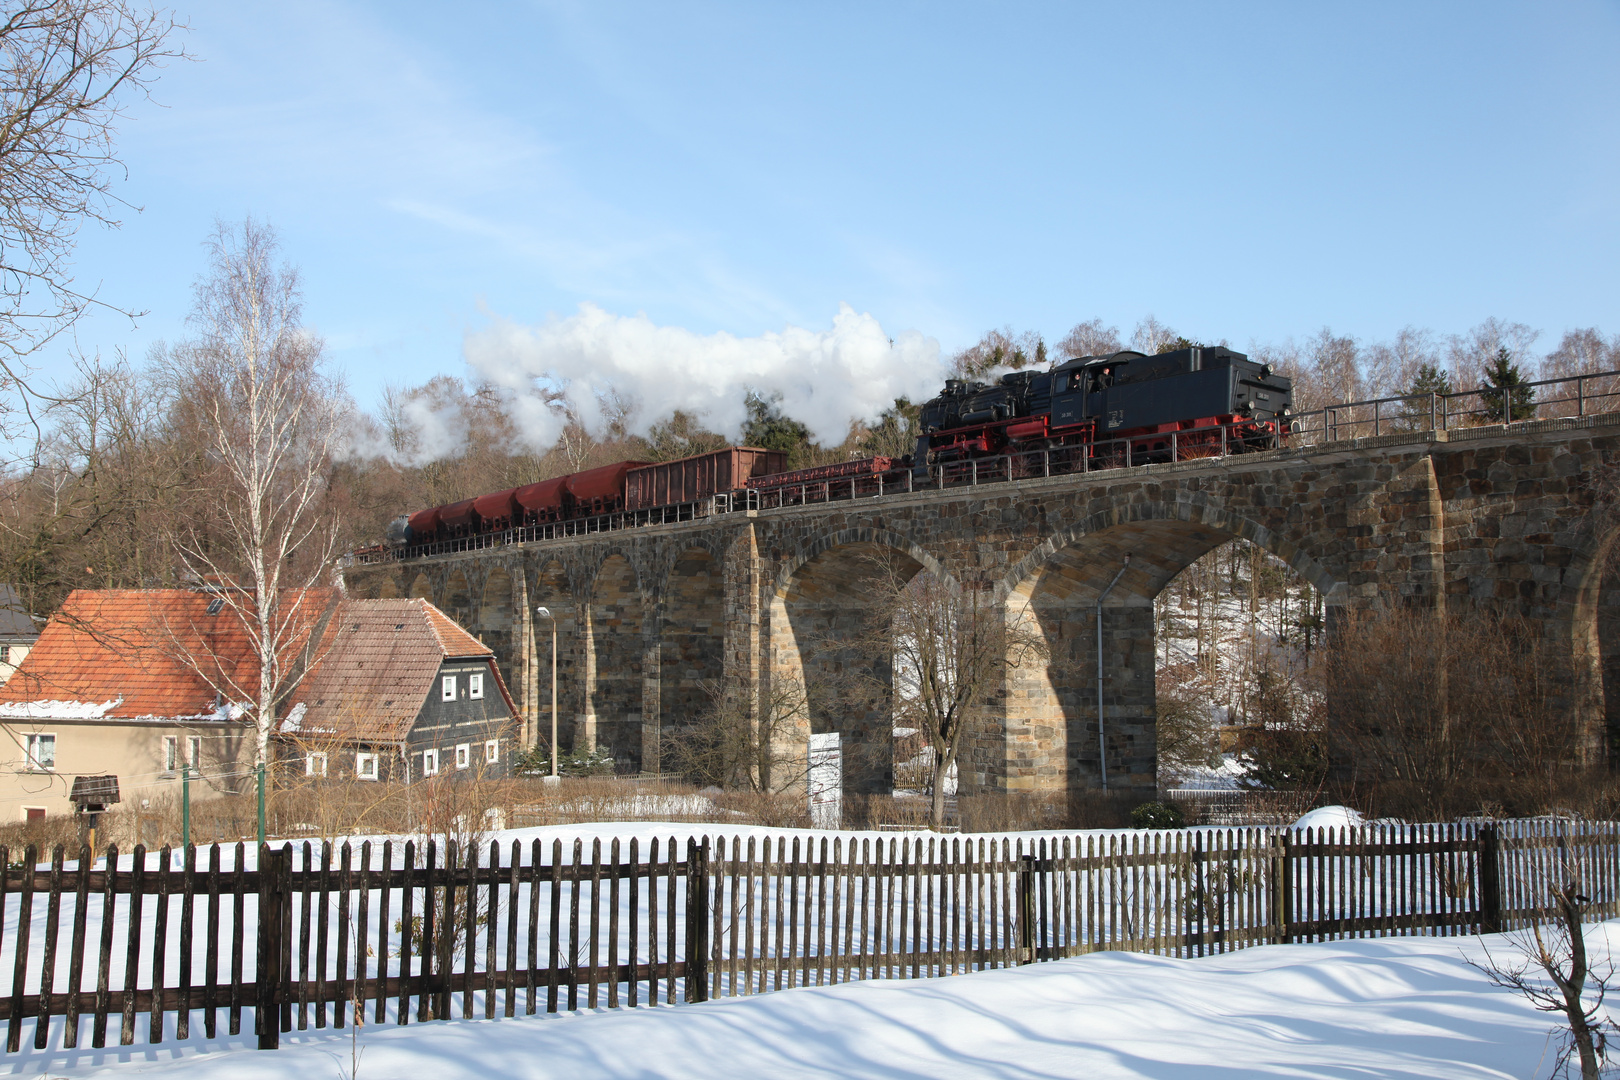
left=1557, top=886, right=1602, bottom=1080
left=930, top=751, right=949, bottom=830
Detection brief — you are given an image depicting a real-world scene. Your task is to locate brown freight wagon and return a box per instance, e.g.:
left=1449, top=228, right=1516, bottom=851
left=624, top=446, right=788, bottom=511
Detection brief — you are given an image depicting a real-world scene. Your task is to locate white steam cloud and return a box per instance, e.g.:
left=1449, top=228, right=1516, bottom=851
left=460, top=302, right=944, bottom=452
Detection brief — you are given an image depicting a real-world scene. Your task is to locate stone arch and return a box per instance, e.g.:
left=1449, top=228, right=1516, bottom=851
left=660, top=547, right=725, bottom=773
left=371, top=578, right=400, bottom=600
left=409, top=573, right=433, bottom=600
left=589, top=554, right=645, bottom=772
left=996, top=499, right=1342, bottom=605
left=772, top=528, right=948, bottom=601
left=993, top=502, right=1345, bottom=798
left=769, top=533, right=948, bottom=797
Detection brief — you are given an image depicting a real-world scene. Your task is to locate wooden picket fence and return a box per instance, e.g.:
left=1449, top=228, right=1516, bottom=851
left=0, top=819, right=1615, bottom=1053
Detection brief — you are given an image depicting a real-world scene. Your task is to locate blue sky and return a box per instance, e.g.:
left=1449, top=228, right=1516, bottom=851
left=41, top=1, right=1620, bottom=419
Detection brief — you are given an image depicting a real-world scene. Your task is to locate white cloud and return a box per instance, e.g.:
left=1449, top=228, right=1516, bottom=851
left=464, top=302, right=943, bottom=450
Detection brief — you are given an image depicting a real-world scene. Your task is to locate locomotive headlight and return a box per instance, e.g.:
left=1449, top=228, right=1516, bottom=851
left=1261, top=363, right=1276, bottom=378
left=1281, top=405, right=1293, bottom=417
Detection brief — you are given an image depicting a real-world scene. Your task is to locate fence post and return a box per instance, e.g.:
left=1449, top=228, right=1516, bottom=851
left=1192, top=831, right=1207, bottom=957
left=255, top=845, right=287, bottom=1050
left=1478, top=825, right=1501, bottom=935
left=685, top=838, right=709, bottom=1002
left=1017, top=854, right=1036, bottom=964
left=1270, top=831, right=1291, bottom=945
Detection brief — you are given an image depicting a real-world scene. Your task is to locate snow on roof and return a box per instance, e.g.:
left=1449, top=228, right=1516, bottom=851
left=0, top=588, right=338, bottom=723
left=0, top=697, right=122, bottom=720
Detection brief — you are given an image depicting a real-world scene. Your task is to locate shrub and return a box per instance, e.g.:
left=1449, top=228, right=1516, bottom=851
left=513, top=746, right=616, bottom=777
left=1130, top=800, right=1186, bottom=830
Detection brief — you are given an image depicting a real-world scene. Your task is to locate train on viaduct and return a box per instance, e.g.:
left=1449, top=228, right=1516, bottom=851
left=341, top=411, right=1620, bottom=802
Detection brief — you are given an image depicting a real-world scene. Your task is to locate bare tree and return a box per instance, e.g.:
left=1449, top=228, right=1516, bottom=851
left=1447, top=318, right=1540, bottom=391
left=1474, top=871, right=1617, bottom=1080
left=157, top=218, right=347, bottom=770
left=0, top=1, right=184, bottom=427
left=858, top=555, right=1047, bottom=828
left=663, top=675, right=809, bottom=793
left=1056, top=317, right=1121, bottom=359
left=1130, top=315, right=1179, bottom=356
left=1322, top=608, right=1579, bottom=819
left=949, top=327, right=1046, bottom=380
left=1543, top=329, right=1620, bottom=418
left=1362, top=326, right=1440, bottom=400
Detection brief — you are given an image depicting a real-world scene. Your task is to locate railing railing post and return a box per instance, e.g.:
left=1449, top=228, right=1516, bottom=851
left=255, top=844, right=287, bottom=1050
left=1478, top=824, right=1501, bottom=935
left=685, top=838, right=710, bottom=1002
left=1272, top=831, right=1292, bottom=945
left=1017, top=853, right=1036, bottom=964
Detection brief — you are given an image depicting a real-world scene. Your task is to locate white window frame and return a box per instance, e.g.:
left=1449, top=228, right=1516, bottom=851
left=485, top=738, right=499, bottom=765
left=455, top=743, right=471, bottom=770
left=24, top=733, right=54, bottom=772
left=355, top=752, right=379, bottom=781
left=469, top=672, right=484, bottom=700
left=162, top=735, right=178, bottom=775
left=422, top=748, right=440, bottom=777
left=188, top=735, right=202, bottom=768
left=306, top=752, right=328, bottom=778
left=441, top=674, right=457, bottom=702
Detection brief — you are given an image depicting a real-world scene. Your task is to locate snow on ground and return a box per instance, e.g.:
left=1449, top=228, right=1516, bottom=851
left=7, top=921, right=1606, bottom=1079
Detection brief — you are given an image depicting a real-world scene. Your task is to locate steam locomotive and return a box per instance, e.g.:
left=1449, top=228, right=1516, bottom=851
left=383, top=345, right=1292, bottom=553
left=912, top=345, right=1292, bottom=473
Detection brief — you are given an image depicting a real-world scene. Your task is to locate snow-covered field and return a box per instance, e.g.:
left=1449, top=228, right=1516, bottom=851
left=3, top=919, right=1603, bottom=1079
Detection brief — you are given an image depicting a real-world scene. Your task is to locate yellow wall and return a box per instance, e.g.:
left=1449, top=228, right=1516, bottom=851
left=0, top=644, right=32, bottom=686
left=0, top=719, right=254, bottom=819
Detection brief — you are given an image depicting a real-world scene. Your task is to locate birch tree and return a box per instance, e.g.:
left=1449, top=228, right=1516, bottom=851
left=160, top=218, right=345, bottom=769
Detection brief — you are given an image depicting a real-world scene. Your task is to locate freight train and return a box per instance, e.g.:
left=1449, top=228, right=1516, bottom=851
left=383, top=346, right=1292, bottom=553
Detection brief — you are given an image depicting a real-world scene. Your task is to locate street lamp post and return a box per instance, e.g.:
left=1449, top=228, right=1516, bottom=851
left=536, top=606, right=559, bottom=784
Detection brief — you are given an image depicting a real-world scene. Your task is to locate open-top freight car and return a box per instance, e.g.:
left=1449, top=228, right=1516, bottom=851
left=387, top=448, right=781, bottom=548
left=626, top=447, right=786, bottom=511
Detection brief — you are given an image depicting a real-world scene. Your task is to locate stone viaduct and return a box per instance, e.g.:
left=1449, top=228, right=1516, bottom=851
left=341, top=413, right=1620, bottom=801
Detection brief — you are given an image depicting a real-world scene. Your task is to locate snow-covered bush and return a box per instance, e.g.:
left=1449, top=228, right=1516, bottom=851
left=1130, top=800, right=1187, bottom=830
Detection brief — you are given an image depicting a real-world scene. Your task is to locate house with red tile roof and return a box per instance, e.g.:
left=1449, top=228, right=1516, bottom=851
left=279, top=598, right=518, bottom=782
left=0, top=590, right=515, bottom=820
left=0, top=588, right=340, bottom=819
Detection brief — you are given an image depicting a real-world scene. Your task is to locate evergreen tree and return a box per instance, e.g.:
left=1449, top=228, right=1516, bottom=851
left=1407, top=363, right=1454, bottom=397
left=742, top=390, right=812, bottom=464
left=1396, top=363, right=1455, bottom=430
left=1479, top=347, right=1537, bottom=422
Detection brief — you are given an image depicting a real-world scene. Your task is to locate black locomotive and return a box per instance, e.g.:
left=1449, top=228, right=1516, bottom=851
left=913, top=345, right=1292, bottom=473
